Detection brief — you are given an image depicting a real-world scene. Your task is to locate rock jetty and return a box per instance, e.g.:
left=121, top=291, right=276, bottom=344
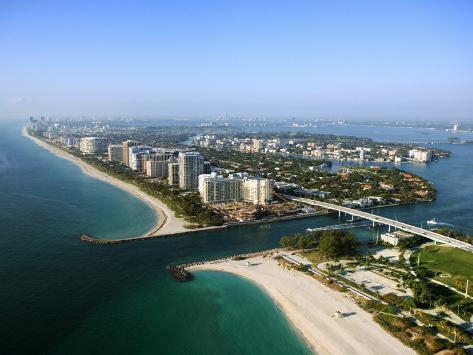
left=168, top=265, right=194, bottom=281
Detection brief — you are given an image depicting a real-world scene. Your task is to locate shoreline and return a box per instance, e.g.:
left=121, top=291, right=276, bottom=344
left=189, top=255, right=415, bottom=355
left=23, top=127, right=430, bottom=243
left=23, top=127, right=189, bottom=238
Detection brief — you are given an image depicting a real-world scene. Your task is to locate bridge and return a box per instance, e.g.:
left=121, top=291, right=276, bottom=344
left=287, top=196, right=473, bottom=253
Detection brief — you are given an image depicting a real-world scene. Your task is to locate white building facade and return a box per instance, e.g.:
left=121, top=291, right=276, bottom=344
left=79, top=137, right=107, bottom=155
left=178, top=152, right=204, bottom=190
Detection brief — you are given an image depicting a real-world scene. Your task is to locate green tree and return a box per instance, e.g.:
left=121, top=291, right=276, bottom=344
left=318, top=230, right=357, bottom=259
left=280, top=235, right=293, bottom=248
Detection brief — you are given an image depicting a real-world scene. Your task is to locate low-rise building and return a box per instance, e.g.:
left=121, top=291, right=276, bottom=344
left=381, top=231, right=415, bottom=246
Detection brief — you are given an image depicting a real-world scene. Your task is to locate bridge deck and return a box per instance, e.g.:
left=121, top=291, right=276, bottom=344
left=288, top=196, right=473, bottom=253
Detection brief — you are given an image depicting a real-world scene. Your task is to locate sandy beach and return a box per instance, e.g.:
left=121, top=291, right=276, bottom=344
left=189, top=255, right=415, bottom=355
left=23, top=128, right=188, bottom=238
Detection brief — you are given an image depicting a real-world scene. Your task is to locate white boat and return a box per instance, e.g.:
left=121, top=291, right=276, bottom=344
left=427, top=218, right=438, bottom=225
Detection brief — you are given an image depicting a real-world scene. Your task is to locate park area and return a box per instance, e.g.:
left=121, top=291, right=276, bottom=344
left=412, top=245, right=473, bottom=296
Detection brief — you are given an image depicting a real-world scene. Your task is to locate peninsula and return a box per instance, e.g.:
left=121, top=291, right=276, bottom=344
left=23, top=127, right=189, bottom=238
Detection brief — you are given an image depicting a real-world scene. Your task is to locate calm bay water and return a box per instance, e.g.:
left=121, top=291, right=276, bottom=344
left=1, top=121, right=472, bottom=354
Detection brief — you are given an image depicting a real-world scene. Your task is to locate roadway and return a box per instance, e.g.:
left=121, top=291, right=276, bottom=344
left=288, top=196, right=473, bottom=253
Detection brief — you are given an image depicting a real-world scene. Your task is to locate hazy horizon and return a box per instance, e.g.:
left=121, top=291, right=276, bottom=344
left=2, top=1, right=472, bottom=121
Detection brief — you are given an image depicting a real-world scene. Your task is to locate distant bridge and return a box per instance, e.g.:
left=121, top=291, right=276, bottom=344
left=287, top=196, right=473, bottom=253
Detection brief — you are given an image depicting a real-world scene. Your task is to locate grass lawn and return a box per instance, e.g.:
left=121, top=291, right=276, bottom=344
left=411, top=245, right=473, bottom=321
left=299, top=249, right=327, bottom=265
left=412, top=245, right=473, bottom=295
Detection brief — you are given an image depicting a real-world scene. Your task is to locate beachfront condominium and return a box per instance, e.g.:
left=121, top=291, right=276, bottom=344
left=198, top=173, right=242, bottom=204
left=129, top=146, right=153, bottom=171
left=242, top=177, right=272, bottom=205
left=144, top=149, right=176, bottom=178
left=178, top=152, right=204, bottom=190
left=79, top=137, right=107, bottom=155
left=168, top=159, right=180, bottom=186
left=108, top=144, right=123, bottom=162
left=198, top=173, right=273, bottom=205
left=122, top=140, right=138, bottom=166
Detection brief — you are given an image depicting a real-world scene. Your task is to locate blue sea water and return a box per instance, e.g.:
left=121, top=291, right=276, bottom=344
left=1, top=120, right=472, bottom=354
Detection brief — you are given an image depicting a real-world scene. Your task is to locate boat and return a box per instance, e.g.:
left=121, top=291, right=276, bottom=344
left=427, top=218, right=438, bottom=225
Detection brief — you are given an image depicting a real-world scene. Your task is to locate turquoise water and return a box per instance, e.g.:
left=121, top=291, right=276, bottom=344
left=0, top=122, right=311, bottom=354
left=1, top=120, right=473, bottom=354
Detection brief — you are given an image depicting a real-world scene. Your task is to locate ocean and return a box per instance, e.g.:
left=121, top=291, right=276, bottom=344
left=1, top=120, right=472, bottom=354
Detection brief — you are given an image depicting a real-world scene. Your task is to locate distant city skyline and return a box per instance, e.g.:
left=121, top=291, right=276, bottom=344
left=1, top=0, right=473, bottom=120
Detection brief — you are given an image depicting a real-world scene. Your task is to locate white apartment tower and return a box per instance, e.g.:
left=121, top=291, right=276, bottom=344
left=79, top=137, right=107, bottom=155
left=178, top=152, right=204, bottom=190
left=198, top=173, right=242, bottom=204
left=122, top=140, right=138, bottom=166
left=242, top=177, right=272, bottom=205
left=198, top=174, right=272, bottom=205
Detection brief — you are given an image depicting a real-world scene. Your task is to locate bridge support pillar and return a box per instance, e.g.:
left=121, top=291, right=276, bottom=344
left=388, top=225, right=391, bottom=232
left=372, top=221, right=375, bottom=228
left=338, top=210, right=341, bottom=219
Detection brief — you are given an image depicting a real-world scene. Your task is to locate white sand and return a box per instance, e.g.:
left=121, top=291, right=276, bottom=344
left=23, top=128, right=188, bottom=238
left=190, top=255, right=415, bottom=355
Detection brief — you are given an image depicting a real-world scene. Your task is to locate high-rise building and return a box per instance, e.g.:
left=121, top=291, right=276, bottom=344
left=198, top=173, right=242, bottom=204
left=198, top=174, right=272, bottom=205
left=129, top=146, right=153, bottom=171
left=168, top=159, right=180, bottom=186
left=409, top=148, right=432, bottom=163
left=242, top=178, right=272, bottom=205
left=143, top=149, right=176, bottom=177
left=108, top=144, right=123, bottom=162
left=178, top=152, right=204, bottom=190
left=79, top=137, right=107, bottom=155
left=203, top=161, right=212, bottom=174
left=253, top=139, right=263, bottom=152
left=122, top=140, right=138, bottom=166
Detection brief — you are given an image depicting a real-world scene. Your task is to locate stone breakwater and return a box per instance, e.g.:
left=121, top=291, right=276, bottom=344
left=178, top=248, right=281, bottom=270
left=167, top=265, right=194, bottom=281
left=166, top=248, right=281, bottom=282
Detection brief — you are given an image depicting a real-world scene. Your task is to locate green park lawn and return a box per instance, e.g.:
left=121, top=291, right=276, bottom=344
left=413, top=245, right=473, bottom=296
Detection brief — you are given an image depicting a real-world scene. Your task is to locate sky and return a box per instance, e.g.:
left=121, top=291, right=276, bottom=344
left=1, top=0, right=472, bottom=121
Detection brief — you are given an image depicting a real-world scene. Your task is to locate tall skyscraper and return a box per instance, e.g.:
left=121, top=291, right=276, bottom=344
left=178, top=152, right=204, bottom=190
left=168, top=159, right=180, bottom=186
left=198, top=173, right=272, bottom=205
left=128, top=146, right=154, bottom=171
left=198, top=173, right=242, bottom=204
left=242, top=177, right=272, bottom=205
left=79, top=137, right=107, bottom=155
left=122, top=140, right=138, bottom=166
left=108, top=144, right=123, bottom=162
